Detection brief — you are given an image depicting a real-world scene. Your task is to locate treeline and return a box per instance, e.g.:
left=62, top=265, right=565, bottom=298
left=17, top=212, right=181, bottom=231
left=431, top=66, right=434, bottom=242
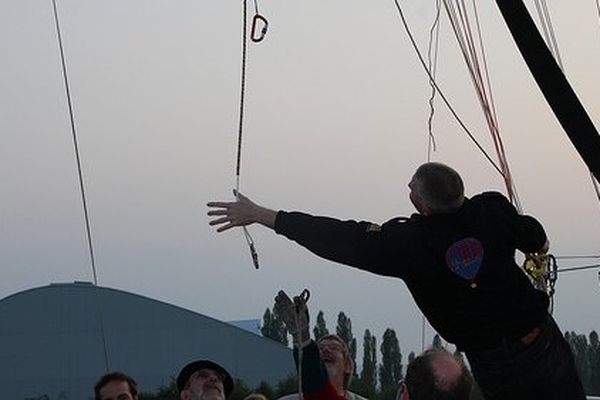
left=137, top=306, right=600, bottom=399
left=565, top=330, right=600, bottom=395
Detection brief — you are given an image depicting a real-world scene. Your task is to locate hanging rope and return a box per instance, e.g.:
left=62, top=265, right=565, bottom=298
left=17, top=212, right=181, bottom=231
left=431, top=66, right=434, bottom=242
left=236, top=0, right=268, bottom=269
left=442, top=0, right=521, bottom=211
left=390, top=0, right=504, bottom=178
left=51, top=0, right=99, bottom=284
left=420, top=1, right=443, bottom=352
left=531, top=1, right=600, bottom=212
left=556, top=263, right=600, bottom=273
left=555, top=254, right=600, bottom=260
left=425, top=0, right=442, bottom=161
left=51, top=0, right=110, bottom=372
left=533, top=0, right=564, bottom=69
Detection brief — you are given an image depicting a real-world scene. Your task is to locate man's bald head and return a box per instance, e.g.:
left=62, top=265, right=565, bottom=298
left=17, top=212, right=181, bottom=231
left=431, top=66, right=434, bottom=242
left=404, top=348, right=473, bottom=400
left=409, top=163, right=464, bottom=215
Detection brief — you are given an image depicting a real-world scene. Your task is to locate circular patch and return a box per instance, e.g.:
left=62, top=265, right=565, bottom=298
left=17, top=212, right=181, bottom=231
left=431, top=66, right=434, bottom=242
left=445, top=237, right=484, bottom=282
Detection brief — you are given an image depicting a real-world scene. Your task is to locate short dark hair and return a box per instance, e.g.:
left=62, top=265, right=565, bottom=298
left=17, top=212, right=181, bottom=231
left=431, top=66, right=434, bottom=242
left=94, top=371, right=138, bottom=400
left=413, top=163, right=464, bottom=213
left=405, top=349, right=473, bottom=400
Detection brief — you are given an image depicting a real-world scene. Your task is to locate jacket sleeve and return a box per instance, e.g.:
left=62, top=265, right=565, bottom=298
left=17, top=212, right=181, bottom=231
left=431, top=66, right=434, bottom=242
left=274, top=211, right=402, bottom=275
left=292, top=341, right=347, bottom=400
left=483, top=192, right=548, bottom=253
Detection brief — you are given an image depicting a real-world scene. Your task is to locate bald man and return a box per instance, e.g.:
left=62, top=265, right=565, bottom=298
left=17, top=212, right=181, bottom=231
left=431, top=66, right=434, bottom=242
left=396, top=349, right=472, bottom=400
left=208, top=162, right=584, bottom=400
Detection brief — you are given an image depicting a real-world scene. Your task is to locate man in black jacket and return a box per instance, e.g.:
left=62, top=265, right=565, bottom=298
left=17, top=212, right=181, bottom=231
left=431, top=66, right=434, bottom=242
left=208, top=162, right=585, bottom=400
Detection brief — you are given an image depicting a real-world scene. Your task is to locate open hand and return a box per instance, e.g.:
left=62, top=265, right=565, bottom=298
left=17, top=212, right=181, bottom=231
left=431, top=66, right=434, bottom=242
left=207, top=191, right=275, bottom=232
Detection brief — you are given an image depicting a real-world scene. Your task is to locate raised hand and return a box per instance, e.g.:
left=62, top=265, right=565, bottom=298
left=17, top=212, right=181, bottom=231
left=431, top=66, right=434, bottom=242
left=207, top=191, right=277, bottom=232
left=275, top=290, right=311, bottom=346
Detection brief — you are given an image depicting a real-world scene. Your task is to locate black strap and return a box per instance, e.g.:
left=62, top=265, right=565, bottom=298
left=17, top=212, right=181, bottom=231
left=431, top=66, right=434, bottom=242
left=494, top=0, right=600, bottom=181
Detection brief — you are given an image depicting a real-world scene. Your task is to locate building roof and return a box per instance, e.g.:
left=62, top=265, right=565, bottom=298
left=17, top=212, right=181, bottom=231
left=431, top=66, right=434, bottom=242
left=0, top=282, right=294, bottom=399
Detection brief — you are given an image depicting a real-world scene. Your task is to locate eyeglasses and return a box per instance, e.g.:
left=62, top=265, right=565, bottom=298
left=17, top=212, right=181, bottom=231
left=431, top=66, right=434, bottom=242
left=317, top=342, right=345, bottom=353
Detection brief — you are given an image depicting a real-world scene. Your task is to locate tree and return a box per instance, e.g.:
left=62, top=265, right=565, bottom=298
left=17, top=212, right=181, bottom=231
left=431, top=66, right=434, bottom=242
left=139, top=380, right=178, bottom=400
left=379, top=328, right=403, bottom=399
left=407, top=351, right=416, bottom=365
left=228, top=379, right=252, bottom=400
left=589, top=330, right=600, bottom=395
left=336, top=311, right=357, bottom=374
left=358, top=329, right=377, bottom=398
left=565, top=330, right=592, bottom=392
left=275, top=374, right=299, bottom=398
left=313, top=310, right=329, bottom=340
left=261, top=306, right=288, bottom=346
left=254, top=381, right=276, bottom=400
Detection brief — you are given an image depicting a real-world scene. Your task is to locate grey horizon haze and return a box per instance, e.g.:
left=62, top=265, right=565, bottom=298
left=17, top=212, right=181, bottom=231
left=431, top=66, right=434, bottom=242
left=1, top=0, right=599, bottom=357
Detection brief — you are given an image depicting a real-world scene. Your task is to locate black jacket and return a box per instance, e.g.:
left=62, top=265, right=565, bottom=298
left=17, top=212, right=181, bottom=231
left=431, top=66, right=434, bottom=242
left=274, top=192, right=549, bottom=351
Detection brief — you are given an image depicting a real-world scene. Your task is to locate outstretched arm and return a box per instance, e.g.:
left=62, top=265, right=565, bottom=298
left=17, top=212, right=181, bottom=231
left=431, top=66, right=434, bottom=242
left=207, top=191, right=277, bottom=232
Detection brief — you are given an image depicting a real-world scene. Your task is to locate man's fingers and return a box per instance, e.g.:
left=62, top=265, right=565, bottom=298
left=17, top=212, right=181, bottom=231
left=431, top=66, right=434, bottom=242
left=207, top=201, right=236, bottom=208
left=207, top=209, right=229, bottom=216
left=216, top=223, right=236, bottom=233
left=209, top=217, right=232, bottom=226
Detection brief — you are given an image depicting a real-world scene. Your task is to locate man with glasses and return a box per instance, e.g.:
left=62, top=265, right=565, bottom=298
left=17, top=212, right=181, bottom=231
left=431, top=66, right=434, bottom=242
left=177, top=360, right=234, bottom=400
left=275, top=291, right=367, bottom=400
left=396, top=349, right=473, bottom=400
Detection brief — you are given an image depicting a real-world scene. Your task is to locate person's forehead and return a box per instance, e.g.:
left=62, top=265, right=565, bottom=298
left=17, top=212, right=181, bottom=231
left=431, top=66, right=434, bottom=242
left=191, top=368, right=223, bottom=378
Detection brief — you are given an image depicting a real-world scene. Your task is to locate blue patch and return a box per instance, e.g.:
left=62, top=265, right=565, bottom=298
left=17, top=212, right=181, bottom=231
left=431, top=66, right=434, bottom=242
left=445, top=238, right=484, bottom=282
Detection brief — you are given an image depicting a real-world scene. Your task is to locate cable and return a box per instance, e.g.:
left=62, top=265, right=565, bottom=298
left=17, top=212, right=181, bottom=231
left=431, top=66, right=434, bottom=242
left=390, top=0, right=504, bottom=177
left=554, top=255, right=600, bottom=260
left=425, top=0, right=442, bottom=161
left=556, top=264, right=600, bottom=273
left=51, top=0, right=99, bottom=285
left=236, top=0, right=259, bottom=269
left=51, top=0, right=110, bottom=372
left=532, top=1, right=600, bottom=212
left=442, top=0, right=521, bottom=210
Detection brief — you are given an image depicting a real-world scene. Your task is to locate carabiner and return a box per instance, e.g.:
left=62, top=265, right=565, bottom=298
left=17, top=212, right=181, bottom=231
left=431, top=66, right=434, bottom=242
left=251, top=14, right=269, bottom=43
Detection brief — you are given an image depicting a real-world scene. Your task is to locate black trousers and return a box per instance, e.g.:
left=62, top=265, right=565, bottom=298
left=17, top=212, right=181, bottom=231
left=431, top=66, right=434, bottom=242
left=466, top=316, right=586, bottom=400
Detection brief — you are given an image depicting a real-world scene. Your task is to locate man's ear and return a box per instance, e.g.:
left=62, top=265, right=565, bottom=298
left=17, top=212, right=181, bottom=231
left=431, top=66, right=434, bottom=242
left=180, top=390, right=189, bottom=400
left=398, top=382, right=410, bottom=400
left=345, top=357, right=354, bottom=376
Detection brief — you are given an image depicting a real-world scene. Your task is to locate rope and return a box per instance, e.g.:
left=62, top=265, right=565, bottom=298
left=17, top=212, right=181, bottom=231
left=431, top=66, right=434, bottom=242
left=390, top=0, right=504, bottom=177
left=556, top=264, right=600, bottom=273
left=442, top=0, right=521, bottom=211
left=236, top=0, right=259, bottom=269
left=425, top=0, right=441, bottom=161
left=296, top=309, right=304, bottom=400
left=555, top=254, right=600, bottom=260
left=533, top=0, right=563, bottom=69
left=51, top=0, right=99, bottom=285
left=532, top=1, right=600, bottom=212
left=51, top=0, right=109, bottom=372
left=292, top=290, right=310, bottom=400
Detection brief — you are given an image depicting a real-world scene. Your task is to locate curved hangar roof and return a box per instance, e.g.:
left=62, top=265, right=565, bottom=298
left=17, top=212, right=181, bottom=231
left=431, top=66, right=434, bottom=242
left=0, top=282, right=294, bottom=399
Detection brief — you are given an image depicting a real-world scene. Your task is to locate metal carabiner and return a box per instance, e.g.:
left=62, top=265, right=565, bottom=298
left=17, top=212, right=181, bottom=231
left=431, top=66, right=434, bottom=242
left=251, top=14, right=268, bottom=43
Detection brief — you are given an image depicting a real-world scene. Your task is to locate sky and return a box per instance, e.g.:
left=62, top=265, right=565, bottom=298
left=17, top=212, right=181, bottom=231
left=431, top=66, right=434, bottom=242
left=1, top=0, right=600, bottom=358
